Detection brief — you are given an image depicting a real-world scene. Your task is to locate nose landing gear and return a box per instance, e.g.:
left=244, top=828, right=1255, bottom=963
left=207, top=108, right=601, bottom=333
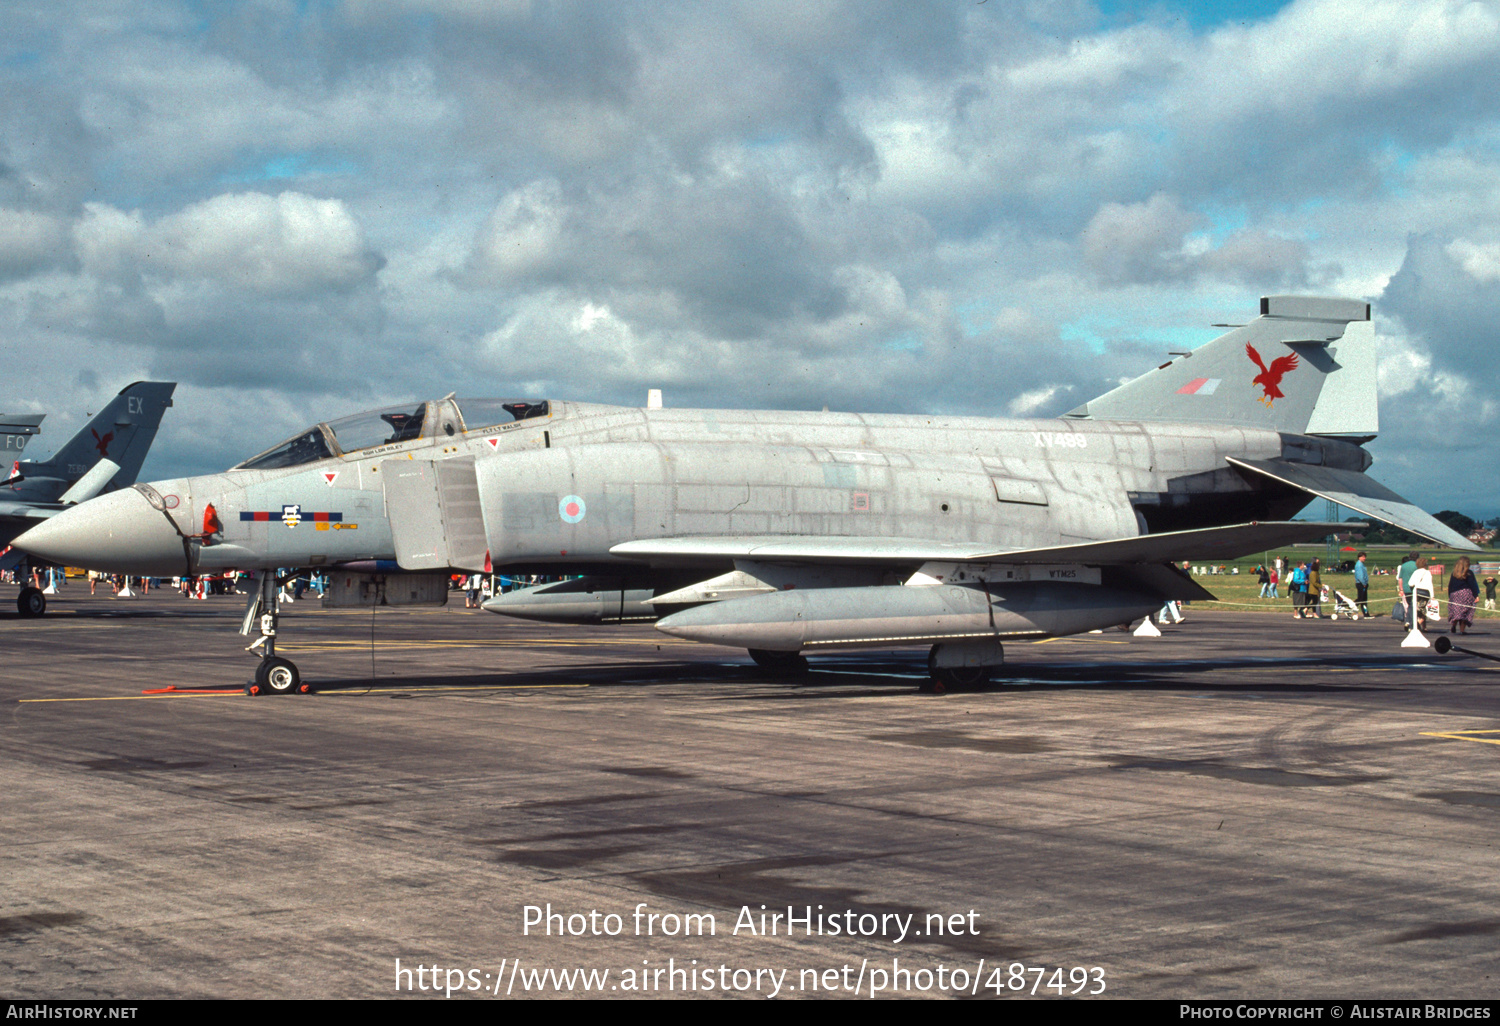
left=242, top=571, right=312, bottom=696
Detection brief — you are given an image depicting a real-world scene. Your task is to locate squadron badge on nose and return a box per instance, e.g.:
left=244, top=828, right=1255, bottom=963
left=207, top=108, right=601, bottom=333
left=281, top=504, right=302, bottom=528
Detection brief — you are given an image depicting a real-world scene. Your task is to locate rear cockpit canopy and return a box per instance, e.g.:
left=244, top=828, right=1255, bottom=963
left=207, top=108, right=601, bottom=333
left=233, top=398, right=551, bottom=470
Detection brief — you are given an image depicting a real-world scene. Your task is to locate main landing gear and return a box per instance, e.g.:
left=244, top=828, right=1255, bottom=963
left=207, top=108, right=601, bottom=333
left=17, top=586, right=46, bottom=618
left=243, top=572, right=312, bottom=696
left=747, top=648, right=810, bottom=677
left=921, top=642, right=1002, bottom=694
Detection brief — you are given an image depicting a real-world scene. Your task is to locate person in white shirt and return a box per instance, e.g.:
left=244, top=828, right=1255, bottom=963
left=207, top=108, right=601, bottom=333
left=1407, top=556, right=1435, bottom=632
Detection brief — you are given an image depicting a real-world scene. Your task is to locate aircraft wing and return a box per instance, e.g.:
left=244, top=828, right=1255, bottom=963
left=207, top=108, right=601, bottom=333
left=610, top=520, right=1351, bottom=567
left=1226, top=458, right=1479, bottom=550
left=0, top=501, right=60, bottom=520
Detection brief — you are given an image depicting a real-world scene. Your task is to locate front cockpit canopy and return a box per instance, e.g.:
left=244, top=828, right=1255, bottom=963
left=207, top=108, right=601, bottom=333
left=233, top=398, right=550, bottom=470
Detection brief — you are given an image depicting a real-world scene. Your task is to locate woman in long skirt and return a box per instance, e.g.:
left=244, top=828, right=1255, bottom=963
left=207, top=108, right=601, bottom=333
left=1448, top=556, right=1479, bottom=635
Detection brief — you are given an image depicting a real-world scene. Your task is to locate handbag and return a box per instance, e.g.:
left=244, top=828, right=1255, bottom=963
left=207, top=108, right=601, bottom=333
left=1391, top=600, right=1407, bottom=622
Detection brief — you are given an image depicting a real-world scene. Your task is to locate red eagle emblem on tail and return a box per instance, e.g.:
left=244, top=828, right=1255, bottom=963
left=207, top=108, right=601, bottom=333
left=91, top=428, right=113, bottom=457
left=1246, top=344, right=1298, bottom=408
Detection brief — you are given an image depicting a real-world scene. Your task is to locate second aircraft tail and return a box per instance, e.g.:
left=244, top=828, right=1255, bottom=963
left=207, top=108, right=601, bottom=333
left=17, top=382, right=176, bottom=501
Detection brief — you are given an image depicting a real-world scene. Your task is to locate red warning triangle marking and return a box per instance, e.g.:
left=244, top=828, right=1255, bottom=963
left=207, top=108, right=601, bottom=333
left=486, top=438, right=500, bottom=450
left=323, top=471, right=338, bottom=486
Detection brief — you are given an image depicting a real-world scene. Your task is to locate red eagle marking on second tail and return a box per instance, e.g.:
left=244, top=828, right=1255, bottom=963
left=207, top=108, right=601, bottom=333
left=91, top=428, right=113, bottom=457
left=1245, top=344, right=1298, bottom=408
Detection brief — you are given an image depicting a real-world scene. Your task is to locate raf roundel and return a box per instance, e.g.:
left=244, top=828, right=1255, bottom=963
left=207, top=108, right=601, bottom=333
left=559, top=495, right=586, bottom=524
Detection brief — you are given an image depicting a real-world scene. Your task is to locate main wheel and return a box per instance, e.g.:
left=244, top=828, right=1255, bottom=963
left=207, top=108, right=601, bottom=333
left=256, top=657, right=301, bottom=695
left=933, top=665, right=992, bottom=689
left=17, top=587, right=45, bottom=618
left=926, top=644, right=996, bottom=691
left=747, top=649, right=810, bottom=677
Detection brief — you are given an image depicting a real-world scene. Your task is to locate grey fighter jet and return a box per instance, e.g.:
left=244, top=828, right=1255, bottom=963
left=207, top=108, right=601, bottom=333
left=3, top=381, right=176, bottom=616
left=13, top=297, right=1475, bottom=692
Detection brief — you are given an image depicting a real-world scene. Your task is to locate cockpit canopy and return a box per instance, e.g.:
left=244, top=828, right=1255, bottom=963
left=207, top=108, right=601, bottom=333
left=233, top=398, right=550, bottom=470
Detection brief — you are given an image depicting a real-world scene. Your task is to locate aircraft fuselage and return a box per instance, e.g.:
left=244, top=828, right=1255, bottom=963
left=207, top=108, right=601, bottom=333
left=22, top=397, right=1367, bottom=579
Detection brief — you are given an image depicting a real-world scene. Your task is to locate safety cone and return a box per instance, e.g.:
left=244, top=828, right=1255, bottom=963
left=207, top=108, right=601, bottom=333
left=1134, top=617, right=1162, bottom=637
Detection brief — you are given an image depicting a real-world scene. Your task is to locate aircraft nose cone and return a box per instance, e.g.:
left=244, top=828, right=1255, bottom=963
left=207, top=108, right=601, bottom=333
left=13, top=487, right=188, bottom=577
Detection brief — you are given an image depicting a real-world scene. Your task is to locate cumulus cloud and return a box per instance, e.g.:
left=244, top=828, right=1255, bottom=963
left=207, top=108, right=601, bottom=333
left=463, top=179, right=570, bottom=283
left=1384, top=232, right=1500, bottom=381
left=1445, top=238, right=1500, bottom=283
left=21, top=191, right=387, bottom=397
left=1007, top=385, right=1063, bottom=417
left=72, top=204, right=147, bottom=283
left=1366, top=236, right=1500, bottom=508
left=1081, top=193, right=1199, bottom=285
left=69, top=191, right=382, bottom=296
left=149, top=192, right=384, bottom=295
left=0, top=208, right=68, bottom=280
left=1080, top=194, right=1322, bottom=288
left=463, top=175, right=845, bottom=338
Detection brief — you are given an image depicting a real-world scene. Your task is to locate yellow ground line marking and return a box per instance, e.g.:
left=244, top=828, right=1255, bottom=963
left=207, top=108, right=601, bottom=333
left=1420, top=730, right=1500, bottom=746
left=17, top=683, right=590, bottom=704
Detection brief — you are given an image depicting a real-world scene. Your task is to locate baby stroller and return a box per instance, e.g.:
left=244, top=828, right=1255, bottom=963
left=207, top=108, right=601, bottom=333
left=1328, top=588, right=1363, bottom=620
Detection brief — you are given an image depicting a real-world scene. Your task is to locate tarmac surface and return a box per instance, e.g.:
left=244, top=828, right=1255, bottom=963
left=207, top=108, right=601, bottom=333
left=4, top=582, right=1500, bottom=1000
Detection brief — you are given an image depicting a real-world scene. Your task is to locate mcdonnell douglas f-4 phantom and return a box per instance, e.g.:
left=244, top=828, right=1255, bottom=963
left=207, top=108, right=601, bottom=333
left=14, top=297, right=1475, bottom=692
left=3, top=382, right=176, bottom=616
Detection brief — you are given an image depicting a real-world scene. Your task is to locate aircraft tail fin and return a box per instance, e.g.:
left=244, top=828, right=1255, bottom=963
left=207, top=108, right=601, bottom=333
left=1066, top=296, right=1377, bottom=441
left=1, top=413, right=43, bottom=470
left=21, top=382, right=176, bottom=495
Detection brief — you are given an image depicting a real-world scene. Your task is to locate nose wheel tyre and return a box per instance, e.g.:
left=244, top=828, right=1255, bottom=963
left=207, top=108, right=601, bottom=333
left=17, top=587, right=46, bottom=617
left=255, top=657, right=301, bottom=695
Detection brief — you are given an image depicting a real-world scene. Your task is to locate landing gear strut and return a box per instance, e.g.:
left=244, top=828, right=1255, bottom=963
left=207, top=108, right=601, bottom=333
left=243, top=571, right=310, bottom=695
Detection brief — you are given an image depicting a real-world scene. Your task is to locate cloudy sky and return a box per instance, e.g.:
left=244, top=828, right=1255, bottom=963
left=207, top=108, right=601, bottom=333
left=2, top=0, right=1497, bottom=519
